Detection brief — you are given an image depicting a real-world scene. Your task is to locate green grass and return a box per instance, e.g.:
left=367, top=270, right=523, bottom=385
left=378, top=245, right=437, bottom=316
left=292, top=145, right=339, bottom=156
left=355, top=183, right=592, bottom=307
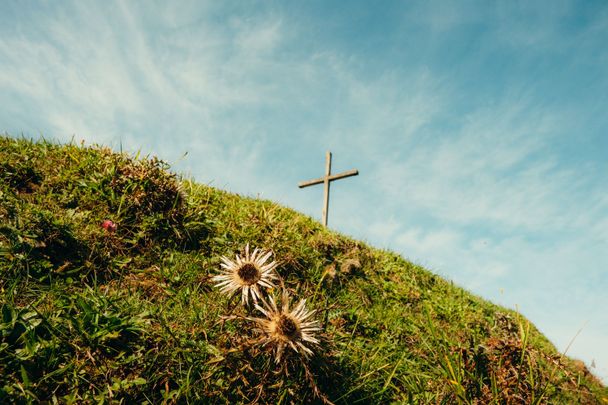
left=0, top=134, right=606, bottom=404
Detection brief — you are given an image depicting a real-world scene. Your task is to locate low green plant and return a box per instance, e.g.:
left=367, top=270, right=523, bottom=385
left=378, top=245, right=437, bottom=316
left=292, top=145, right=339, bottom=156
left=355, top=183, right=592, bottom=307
left=0, top=135, right=606, bottom=403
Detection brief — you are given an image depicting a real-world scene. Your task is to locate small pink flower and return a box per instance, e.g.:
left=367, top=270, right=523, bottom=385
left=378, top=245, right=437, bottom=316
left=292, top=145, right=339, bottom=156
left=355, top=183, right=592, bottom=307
left=102, top=220, right=117, bottom=232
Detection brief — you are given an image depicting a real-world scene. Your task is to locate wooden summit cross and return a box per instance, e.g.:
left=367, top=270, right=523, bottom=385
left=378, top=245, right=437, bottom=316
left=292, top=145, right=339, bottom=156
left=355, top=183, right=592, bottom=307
left=298, top=151, right=359, bottom=226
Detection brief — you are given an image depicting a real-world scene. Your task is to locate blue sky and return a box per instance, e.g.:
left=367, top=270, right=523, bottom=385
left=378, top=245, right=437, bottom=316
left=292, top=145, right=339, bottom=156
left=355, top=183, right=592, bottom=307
left=1, top=0, right=607, bottom=382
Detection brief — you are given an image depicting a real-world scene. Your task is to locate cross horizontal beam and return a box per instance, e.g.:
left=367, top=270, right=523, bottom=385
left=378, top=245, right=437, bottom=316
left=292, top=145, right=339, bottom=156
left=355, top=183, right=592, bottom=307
left=298, top=151, right=359, bottom=226
left=298, top=169, right=359, bottom=188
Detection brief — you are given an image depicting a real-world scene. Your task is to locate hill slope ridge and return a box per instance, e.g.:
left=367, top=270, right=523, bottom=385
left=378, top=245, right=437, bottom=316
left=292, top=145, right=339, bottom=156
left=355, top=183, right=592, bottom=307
left=0, top=135, right=605, bottom=403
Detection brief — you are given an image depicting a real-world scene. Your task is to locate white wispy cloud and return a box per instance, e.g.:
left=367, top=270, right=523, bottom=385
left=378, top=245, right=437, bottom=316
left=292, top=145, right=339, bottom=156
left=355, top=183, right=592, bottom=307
left=0, top=1, right=292, bottom=192
left=0, top=0, right=606, bottom=383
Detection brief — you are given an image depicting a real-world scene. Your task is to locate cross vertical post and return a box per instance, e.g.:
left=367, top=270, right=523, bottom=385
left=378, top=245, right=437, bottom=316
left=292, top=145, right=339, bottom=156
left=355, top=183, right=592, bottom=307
left=298, top=151, right=358, bottom=227
left=322, top=151, right=332, bottom=226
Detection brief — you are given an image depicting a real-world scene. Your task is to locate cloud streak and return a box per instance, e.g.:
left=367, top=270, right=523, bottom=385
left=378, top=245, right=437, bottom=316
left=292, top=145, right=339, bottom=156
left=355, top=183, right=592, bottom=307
left=0, top=0, right=607, bottom=382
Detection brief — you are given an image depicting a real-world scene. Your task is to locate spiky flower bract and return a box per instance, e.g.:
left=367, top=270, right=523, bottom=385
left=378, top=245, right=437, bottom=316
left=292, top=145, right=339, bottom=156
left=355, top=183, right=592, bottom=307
left=212, top=244, right=278, bottom=305
left=251, top=290, right=321, bottom=363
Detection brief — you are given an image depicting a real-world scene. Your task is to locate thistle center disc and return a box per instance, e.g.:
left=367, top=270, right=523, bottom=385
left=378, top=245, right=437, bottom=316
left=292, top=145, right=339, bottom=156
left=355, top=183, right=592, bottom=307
left=238, top=263, right=260, bottom=284
left=278, top=315, right=299, bottom=339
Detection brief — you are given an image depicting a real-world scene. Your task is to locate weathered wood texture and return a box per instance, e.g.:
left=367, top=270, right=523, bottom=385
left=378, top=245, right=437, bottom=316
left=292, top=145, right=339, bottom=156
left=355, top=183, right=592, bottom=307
left=298, top=151, right=358, bottom=226
left=297, top=169, right=359, bottom=188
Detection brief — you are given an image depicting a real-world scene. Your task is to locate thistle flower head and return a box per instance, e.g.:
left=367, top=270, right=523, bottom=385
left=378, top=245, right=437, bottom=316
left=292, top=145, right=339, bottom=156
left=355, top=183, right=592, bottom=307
left=251, top=290, right=321, bottom=363
left=212, top=244, right=278, bottom=305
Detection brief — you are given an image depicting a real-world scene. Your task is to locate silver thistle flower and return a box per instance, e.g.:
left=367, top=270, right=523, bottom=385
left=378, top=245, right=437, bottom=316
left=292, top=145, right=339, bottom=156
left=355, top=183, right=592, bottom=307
left=251, top=290, right=321, bottom=363
left=212, top=244, right=278, bottom=305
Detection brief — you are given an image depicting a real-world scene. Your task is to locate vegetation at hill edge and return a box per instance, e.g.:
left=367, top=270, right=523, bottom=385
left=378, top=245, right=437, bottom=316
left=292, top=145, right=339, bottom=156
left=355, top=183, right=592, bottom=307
left=0, top=135, right=606, bottom=404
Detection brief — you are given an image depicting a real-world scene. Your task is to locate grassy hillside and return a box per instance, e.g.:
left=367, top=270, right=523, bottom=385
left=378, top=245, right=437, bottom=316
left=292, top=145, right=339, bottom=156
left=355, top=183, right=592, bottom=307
left=0, top=135, right=605, bottom=404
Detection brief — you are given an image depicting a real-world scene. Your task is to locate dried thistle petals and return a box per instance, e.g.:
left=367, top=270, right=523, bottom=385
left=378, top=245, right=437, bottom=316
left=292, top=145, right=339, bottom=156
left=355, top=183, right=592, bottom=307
left=251, top=290, right=321, bottom=363
left=212, top=244, right=278, bottom=305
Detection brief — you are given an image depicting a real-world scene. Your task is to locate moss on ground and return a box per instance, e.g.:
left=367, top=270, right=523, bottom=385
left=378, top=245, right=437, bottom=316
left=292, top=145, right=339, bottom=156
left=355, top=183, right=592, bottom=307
left=0, top=135, right=606, bottom=403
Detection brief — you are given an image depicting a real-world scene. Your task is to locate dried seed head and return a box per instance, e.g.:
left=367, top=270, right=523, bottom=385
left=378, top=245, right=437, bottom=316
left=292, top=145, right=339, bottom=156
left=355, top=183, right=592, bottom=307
left=277, top=315, right=299, bottom=339
left=212, top=244, right=278, bottom=305
left=237, top=263, right=261, bottom=285
left=251, top=291, right=321, bottom=363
